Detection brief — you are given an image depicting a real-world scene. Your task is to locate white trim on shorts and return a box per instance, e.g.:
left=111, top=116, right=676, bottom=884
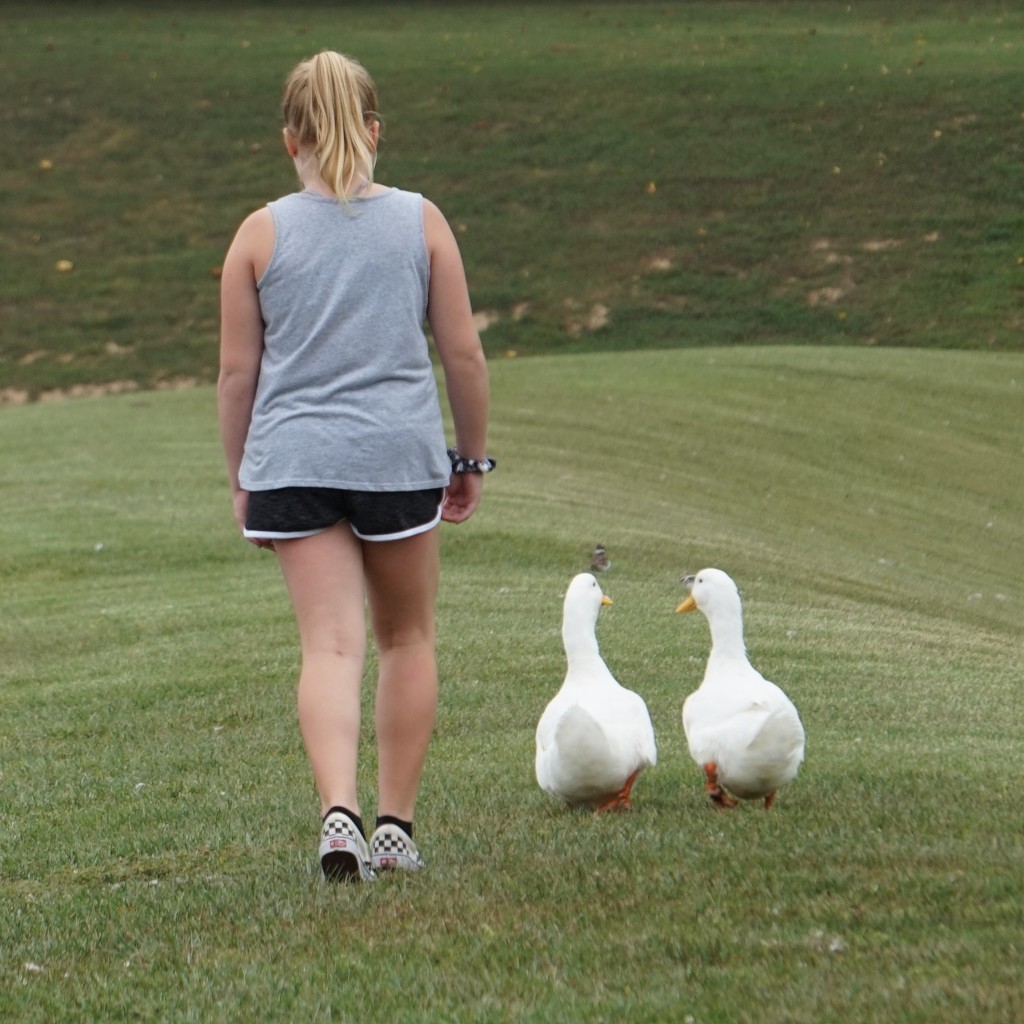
left=353, top=501, right=443, bottom=542
left=242, top=498, right=443, bottom=543
left=243, top=526, right=324, bottom=541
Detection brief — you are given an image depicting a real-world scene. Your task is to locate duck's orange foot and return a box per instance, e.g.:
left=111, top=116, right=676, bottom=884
left=596, top=768, right=642, bottom=813
left=763, top=790, right=777, bottom=811
left=708, top=788, right=738, bottom=810
left=703, top=762, right=738, bottom=810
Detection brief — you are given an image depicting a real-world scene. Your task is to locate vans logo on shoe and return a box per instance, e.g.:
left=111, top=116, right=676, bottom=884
left=329, top=838, right=352, bottom=850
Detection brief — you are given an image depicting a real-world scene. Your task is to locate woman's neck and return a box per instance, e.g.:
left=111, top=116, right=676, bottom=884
left=301, top=176, right=367, bottom=197
left=301, top=174, right=381, bottom=200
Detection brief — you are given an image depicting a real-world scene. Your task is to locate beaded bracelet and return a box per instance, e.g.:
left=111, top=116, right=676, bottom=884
left=447, top=447, right=497, bottom=474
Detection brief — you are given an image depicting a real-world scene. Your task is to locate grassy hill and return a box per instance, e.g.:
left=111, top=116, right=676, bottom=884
left=1, top=346, right=1021, bottom=1021
left=2, top=1, right=1024, bottom=401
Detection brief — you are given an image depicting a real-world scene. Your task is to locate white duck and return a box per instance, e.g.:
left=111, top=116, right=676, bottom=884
left=677, top=568, right=804, bottom=810
left=536, top=573, right=657, bottom=811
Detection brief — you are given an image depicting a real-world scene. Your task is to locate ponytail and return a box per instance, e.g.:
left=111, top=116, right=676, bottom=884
left=282, top=51, right=379, bottom=199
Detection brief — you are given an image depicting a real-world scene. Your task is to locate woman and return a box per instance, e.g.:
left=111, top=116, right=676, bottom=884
left=218, top=50, right=491, bottom=882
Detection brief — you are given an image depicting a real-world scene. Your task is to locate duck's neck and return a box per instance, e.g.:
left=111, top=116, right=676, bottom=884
left=563, top=614, right=602, bottom=669
left=706, top=606, right=747, bottom=662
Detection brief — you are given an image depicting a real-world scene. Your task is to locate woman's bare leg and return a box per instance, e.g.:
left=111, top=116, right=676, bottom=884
left=275, top=525, right=367, bottom=817
left=363, top=527, right=440, bottom=822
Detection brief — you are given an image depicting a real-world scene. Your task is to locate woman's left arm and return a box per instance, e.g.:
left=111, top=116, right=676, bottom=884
left=423, top=199, right=490, bottom=524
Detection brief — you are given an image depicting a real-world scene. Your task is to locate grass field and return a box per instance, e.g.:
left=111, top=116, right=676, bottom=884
left=2, top=347, right=1022, bottom=1021
left=2, top=1, right=1024, bottom=401
left=2, top=1, right=1022, bottom=1021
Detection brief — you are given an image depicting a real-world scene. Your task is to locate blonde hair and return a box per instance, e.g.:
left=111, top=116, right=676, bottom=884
left=282, top=51, right=379, bottom=199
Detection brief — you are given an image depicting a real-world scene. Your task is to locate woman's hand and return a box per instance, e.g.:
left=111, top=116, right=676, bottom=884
left=233, top=489, right=275, bottom=549
left=441, top=473, right=483, bottom=524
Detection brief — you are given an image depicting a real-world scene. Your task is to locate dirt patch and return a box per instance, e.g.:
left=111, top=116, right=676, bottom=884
left=565, top=302, right=610, bottom=337
left=861, top=239, right=903, bottom=252
left=1, top=376, right=204, bottom=406
left=37, top=380, right=141, bottom=402
left=806, top=286, right=846, bottom=307
left=472, top=310, right=499, bottom=332
left=803, top=238, right=855, bottom=308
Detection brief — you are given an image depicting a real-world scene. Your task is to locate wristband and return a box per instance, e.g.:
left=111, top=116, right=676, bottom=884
left=447, top=447, right=496, bottom=474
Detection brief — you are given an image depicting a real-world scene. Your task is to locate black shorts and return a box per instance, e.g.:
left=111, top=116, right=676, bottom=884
left=244, top=486, right=444, bottom=542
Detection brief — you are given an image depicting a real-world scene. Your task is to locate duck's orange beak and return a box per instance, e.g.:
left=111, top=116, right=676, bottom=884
left=675, top=596, right=697, bottom=613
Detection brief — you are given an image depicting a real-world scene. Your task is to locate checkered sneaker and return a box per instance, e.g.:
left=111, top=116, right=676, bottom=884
left=371, top=823, right=426, bottom=873
left=319, top=811, right=375, bottom=883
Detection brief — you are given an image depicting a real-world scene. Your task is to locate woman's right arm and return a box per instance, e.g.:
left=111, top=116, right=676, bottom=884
left=218, top=209, right=274, bottom=538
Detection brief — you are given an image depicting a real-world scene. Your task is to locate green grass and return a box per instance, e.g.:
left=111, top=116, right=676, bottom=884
left=2, top=2, right=1022, bottom=1019
left=3, top=1, right=1024, bottom=400
left=2, top=347, right=1022, bottom=1022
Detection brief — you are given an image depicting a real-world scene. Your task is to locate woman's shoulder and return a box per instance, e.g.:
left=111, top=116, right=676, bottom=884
left=371, top=185, right=425, bottom=208
left=227, top=204, right=274, bottom=245
left=267, top=191, right=307, bottom=211
left=227, top=206, right=276, bottom=279
left=419, top=196, right=454, bottom=243
left=236, top=204, right=275, bottom=238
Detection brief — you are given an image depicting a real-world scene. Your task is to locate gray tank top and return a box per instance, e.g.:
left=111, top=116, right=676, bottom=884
left=238, top=188, right=450, bottom=492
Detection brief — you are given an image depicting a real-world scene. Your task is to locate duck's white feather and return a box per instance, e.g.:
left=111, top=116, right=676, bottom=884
left=536, top=574, right=657, bottom=806
left=680, top=569, right=804, bottom=801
